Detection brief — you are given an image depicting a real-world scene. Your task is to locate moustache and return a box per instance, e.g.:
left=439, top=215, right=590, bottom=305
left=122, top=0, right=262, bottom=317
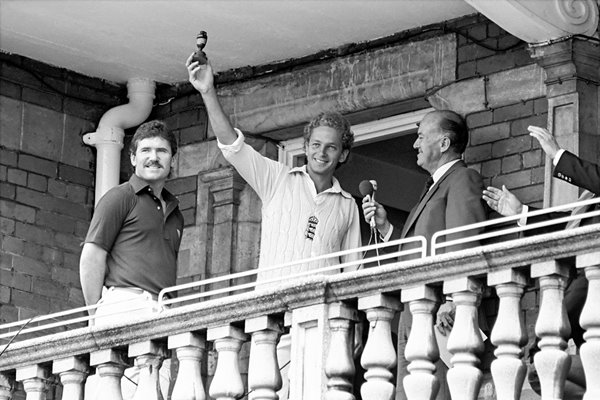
left=144, top=161, right=164, bottom=168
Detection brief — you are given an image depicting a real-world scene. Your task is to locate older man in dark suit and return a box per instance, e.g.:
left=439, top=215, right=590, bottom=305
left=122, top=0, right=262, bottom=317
left=363, top=110, right=487, bottom=256
left=362, top=109, right=488, bottom=400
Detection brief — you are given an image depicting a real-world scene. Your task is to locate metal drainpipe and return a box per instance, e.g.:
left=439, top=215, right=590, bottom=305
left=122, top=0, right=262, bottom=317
left=83, top=78, right=155, bottom=206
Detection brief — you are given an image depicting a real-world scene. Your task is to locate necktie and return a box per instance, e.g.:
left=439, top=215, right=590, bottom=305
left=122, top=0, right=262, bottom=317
left=418, top=176, right=435, bottom=203
left=565, top=190, right=596, bottom=229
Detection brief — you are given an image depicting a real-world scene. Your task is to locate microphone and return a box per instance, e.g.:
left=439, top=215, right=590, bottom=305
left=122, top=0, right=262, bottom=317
left=359, top=180, right=378, bottom=229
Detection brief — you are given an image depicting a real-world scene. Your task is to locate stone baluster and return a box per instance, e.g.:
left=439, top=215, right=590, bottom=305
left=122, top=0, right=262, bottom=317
left=52, top=356, right=88, bottom=400
left=358, top=294, right=401, bottom=400
left=129, top=340, right=167, bottom=400
left=245, top=316, right=283, bottom=400
left=325, top=303, right=359, bottom=400
left=0, top=373, right=13, bottom=400
left=207, top=325, right=248, bottom=400
left=401, top=286, right=440, bottom=400
left=89, top=349, right=128, bottom=400
left=531, top=260, right=571, bottom=400
left=15, top=365, right=48, bottom=400
left=577, top=251, right=600, bottom=400
left=488, top=269, right=528, bottom=400
left=168, top=332, right=206, bottom=400
left=444, top=277, right=484, bottom=400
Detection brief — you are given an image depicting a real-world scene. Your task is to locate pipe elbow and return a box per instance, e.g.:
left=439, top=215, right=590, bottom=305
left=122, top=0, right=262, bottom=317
left=97, top=78, right=156, bottom=130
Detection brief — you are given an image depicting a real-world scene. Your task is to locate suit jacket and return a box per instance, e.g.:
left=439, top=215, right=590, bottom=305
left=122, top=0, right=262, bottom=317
left=390, top=160, right=488, bottom=258
left=554, top=150, right=600, bottom=195
left=526, top=151, right=600, bottom=234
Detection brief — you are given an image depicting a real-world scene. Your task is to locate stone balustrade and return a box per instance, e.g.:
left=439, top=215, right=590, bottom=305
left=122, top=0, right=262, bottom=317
left=0, top=224, right=599, bottom=400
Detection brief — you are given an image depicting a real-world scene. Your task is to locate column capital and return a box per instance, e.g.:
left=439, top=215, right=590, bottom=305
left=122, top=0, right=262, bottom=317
left=529, top=37, right=600, bottom=90
left=465, top=0, right=599, bottom=44
left=199, top=166, right=246, bottom=206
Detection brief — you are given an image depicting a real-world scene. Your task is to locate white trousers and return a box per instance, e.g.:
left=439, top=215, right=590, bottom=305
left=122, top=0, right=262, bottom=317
left=85, top=287, right=171, bottom=400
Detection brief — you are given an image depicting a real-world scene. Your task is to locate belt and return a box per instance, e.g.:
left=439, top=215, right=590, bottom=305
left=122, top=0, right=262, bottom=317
left=107, top=286, right=159, bottom=301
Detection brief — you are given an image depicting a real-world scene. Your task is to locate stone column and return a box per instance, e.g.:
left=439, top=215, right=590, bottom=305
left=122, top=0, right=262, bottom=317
left=207, top=325, right=248, bottom=400
left=245, top=316, right=283, bottom=400
left=531, top=260, right=572, bottom=400
left=15, top=365, right=48, bottom=400
left=358, top=294, right=401, bottom=400
left=168, top=332, right=206, bottom=400
left=324, top=303, right=359, bottom=400
left=488, top=269, right=528, bottom=400
left=199, top=167, right=247, bottom=292
left=129, top=340, right=167, bottom=400
left=89, top=349, right=128, bottom=400
left=444, top=277, right=485, bottom=400
left=577, top=251, right=600, bottom=400
left=528, top=37, right=600, bottom=207
left=400, top=286, right=440, bottom=400
left=53, top=356, right=88, bottom=400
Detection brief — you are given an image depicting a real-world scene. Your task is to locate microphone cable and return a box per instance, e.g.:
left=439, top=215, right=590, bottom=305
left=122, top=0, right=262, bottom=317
left=0, top=315, right=38, bottom=358
left=360, top=219, right=381, bottom=269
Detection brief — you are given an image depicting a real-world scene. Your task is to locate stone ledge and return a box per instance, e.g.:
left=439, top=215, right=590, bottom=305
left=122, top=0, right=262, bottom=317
left=1, top=224, right=598, bottom=370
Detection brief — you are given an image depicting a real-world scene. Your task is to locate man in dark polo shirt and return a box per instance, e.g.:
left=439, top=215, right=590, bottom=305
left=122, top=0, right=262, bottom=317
left=80, top=120, right=183, bottom=399
left=80, top=119, right=183, bottom=319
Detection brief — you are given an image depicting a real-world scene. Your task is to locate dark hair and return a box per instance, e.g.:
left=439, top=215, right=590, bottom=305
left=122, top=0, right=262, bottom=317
left=303, top=111, right=354, bottom=155
left=129, top=120, right=178, bottom=156
left=435, top=110, right=468, bottom=155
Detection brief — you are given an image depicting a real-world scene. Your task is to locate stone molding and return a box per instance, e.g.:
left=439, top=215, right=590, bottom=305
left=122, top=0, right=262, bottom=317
left=465, top=0, right=599, bottom=44
left=215, top=35, right=456, bottom=135
left=426, top=63, right=545, bottom=116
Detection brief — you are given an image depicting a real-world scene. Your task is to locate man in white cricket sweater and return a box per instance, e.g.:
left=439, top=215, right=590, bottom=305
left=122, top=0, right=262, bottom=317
left=186, top=54, right=362, bottom=397
left=186, top=55, right=361, bottom=281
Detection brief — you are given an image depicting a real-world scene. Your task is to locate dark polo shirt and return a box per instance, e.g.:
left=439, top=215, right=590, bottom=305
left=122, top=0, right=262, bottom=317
left=84, top=174, right=184, bottom=295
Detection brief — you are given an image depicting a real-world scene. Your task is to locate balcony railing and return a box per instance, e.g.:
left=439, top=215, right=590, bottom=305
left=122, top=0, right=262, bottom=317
left=1, top=198, right=599, bottom=400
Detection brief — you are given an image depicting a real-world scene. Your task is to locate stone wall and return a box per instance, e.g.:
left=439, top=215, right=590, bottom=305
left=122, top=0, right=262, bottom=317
left=0, top=52, right=122, bottom=323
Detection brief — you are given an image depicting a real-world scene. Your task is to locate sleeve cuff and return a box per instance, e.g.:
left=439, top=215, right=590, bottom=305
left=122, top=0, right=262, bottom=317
left=217, top=128, right=245, bottom=154
left=552, top=149, right=565, bottom=167
left=380, top=225, right=394, bottom=242
left=517, top=204, right=529, bottom=226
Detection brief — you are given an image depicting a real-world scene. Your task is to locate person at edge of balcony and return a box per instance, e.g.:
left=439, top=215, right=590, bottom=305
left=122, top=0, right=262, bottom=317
left=483, top=125, right=599, bottom=400
left=79, top=120, right=183, bottom=400
left=186, top=54, right=362, bottom=399
left=362, top=109, right=489, bottom=400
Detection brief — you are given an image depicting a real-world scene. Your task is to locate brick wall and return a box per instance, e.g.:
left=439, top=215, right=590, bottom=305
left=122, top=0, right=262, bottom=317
left=450, top=15, right=548, bottom=208
left=0, top=52, right=123, bottom=323
left=152, top=88, right=209, bottom=149
left=165, top=175, right=198, bottom=227
left=467, top=99, right=548, bottom=207
left=454, top=14, right=532, bottom=80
